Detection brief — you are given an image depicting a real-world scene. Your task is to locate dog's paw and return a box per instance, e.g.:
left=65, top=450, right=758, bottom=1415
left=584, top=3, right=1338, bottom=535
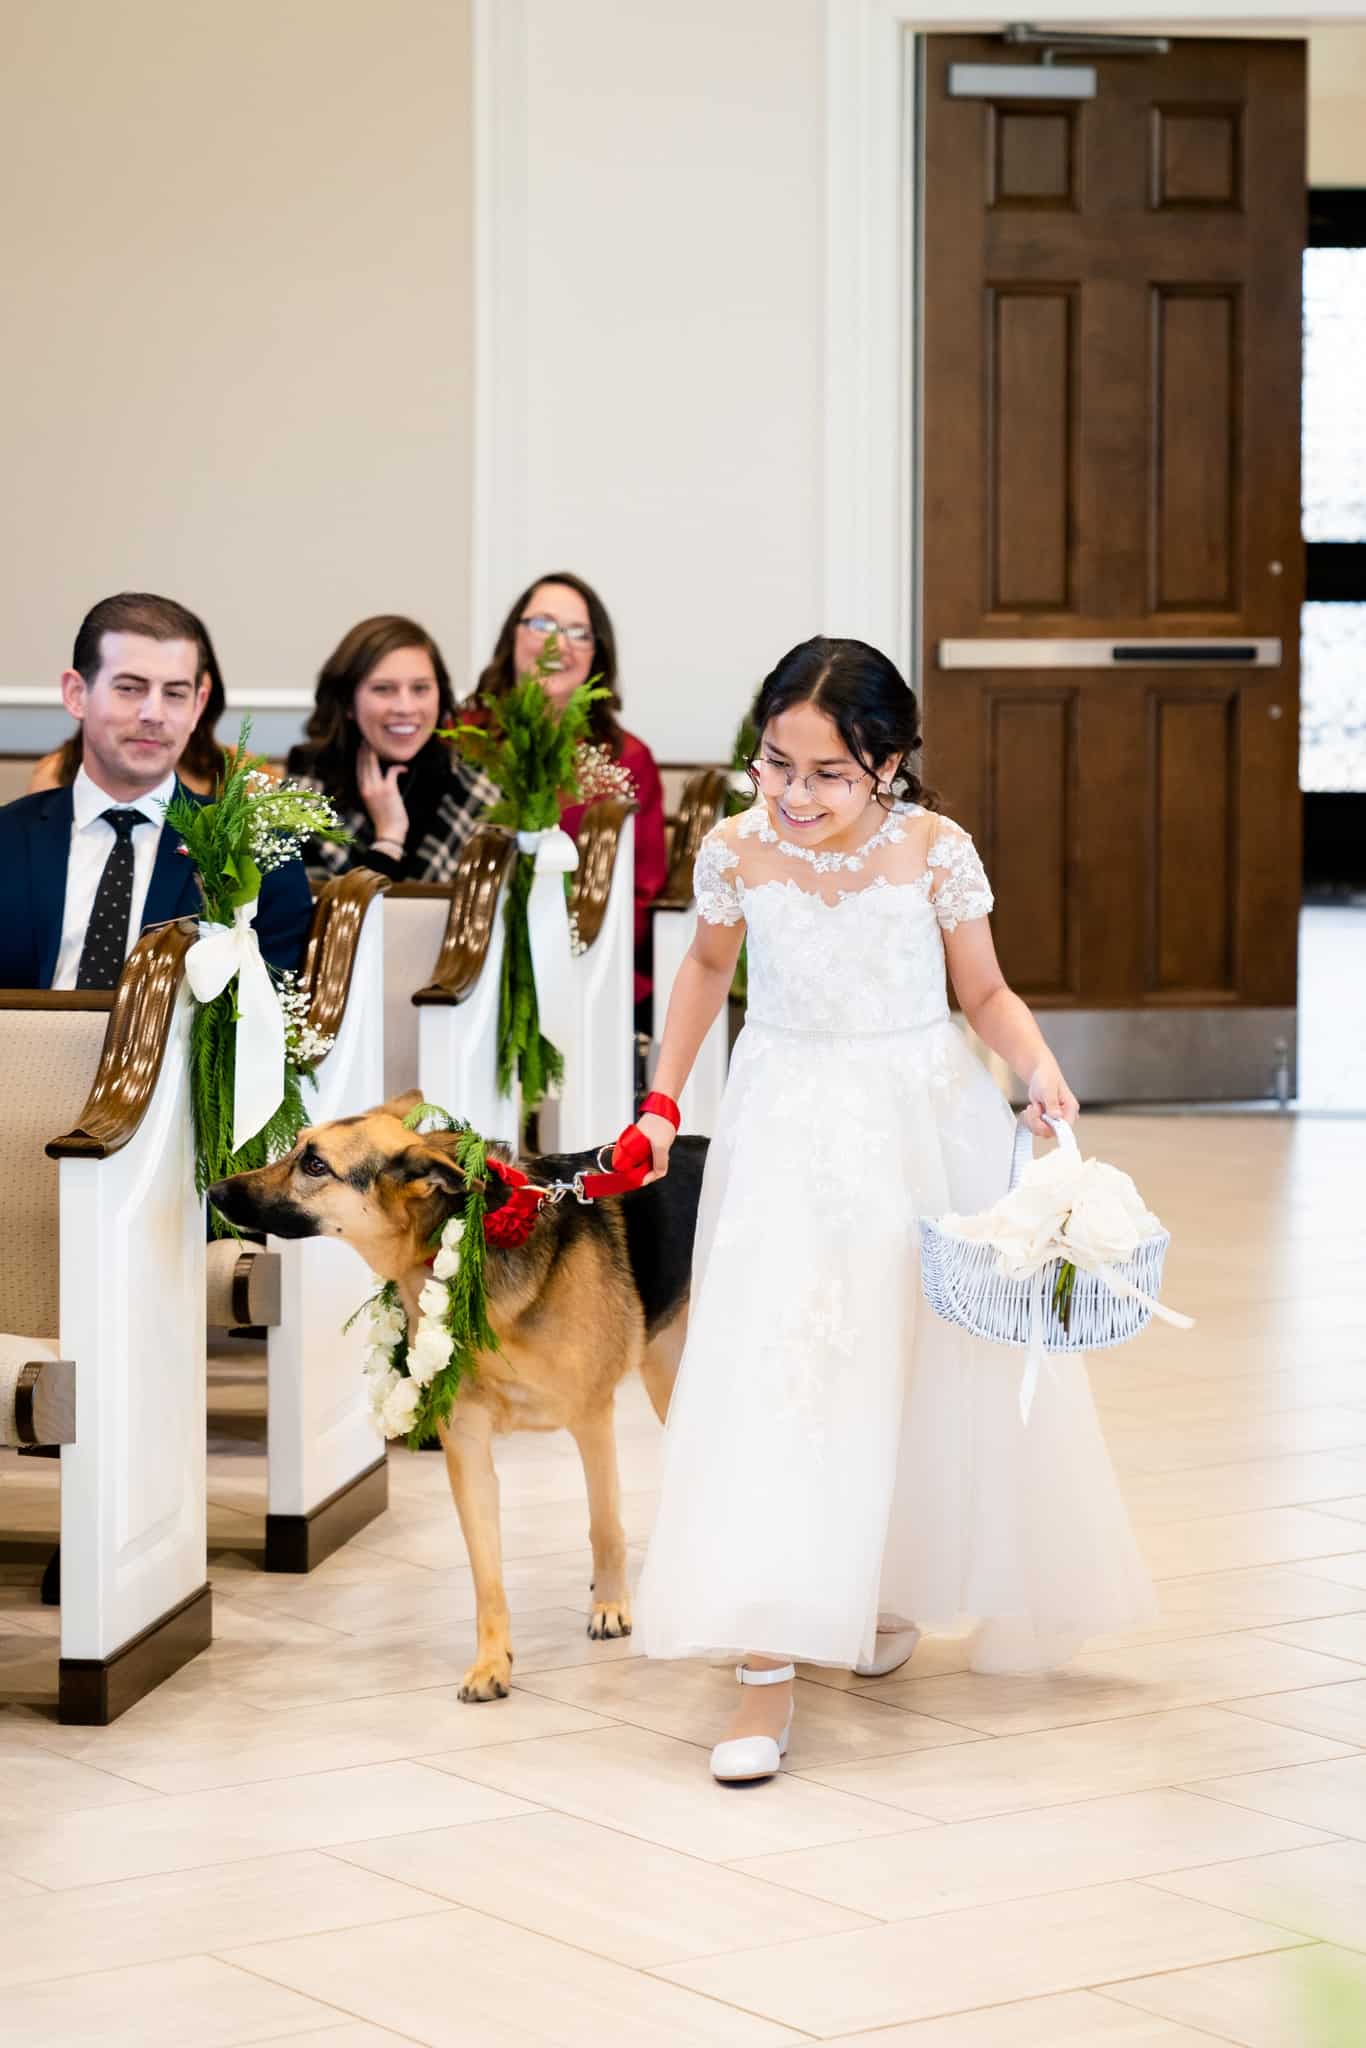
left=588, top=1601, right=632, bottom=1640
left=458, top=1657, right=512, bottom=1702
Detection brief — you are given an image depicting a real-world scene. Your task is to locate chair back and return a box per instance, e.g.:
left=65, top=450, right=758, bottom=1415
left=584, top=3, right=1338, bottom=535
left=0, top=998, right=112, bottom=1337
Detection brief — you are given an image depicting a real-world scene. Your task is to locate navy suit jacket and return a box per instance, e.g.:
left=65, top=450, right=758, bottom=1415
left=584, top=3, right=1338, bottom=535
left=0, top=781, right=315, bottom=989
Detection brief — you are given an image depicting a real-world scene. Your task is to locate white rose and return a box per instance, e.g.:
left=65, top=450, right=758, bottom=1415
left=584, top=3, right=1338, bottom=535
left=381, top=1374, right=421, bottom=1436
left=418, top=1278, right=448, bottom=1321
left=408, top=1323, right=454, bottom=1386
left=1062, top=1161, right=1159, bottom=1268
left=431, top=1241, right=461, bottom=1281
left=367, top=1365, right=400, bottom=1426
left=368, top=1304, right=404, bottom=1348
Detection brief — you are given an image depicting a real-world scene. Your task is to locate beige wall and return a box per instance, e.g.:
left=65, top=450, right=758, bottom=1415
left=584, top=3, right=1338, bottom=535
left=1310, top=27, right=1366, bottom=184
left=0, top=0, right=473, bottom=712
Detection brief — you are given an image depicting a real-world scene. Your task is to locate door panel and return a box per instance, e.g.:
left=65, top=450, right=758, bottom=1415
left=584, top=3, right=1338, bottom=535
left=921, top=36, right=1304, bottom=1098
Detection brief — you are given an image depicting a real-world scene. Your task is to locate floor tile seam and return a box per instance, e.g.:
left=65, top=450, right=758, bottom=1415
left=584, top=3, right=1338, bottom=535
left=648, top=1920, right=1320, bottom=2028
left=717, top=1826, right=1354, bottom=1927
left=505, top=1688, right=989, bottom=1756
left=0, top=1900, right=459, bottom=1999
left=90, top=1722, right=623, bottom=1795
left=903, top=1691, right=1366, bottom=1741
left=785, top=1765, right=1349, bottom=1828
left=228, top=1889, right=827, bottom=2039
left=1137, top=1862, right=1366, bottom=1943
left=1129, top=1495, right=1366, bottom=1529
left=1086, top=1981, right=1276, bottom=2045
left=337, top=1795, right=939, bottom=1906
left=512, top=1666, right=986, bottom=1733
left=210, top=1942, right=439, bottom=2037
left=1147, top=1550, right=1366, bottom=1586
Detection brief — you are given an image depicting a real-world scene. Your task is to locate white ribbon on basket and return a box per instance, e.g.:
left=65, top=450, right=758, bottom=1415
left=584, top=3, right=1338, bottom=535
left=516, top=827, right=580, bottom=1056
left=184, top=898, right=287, bottom=1153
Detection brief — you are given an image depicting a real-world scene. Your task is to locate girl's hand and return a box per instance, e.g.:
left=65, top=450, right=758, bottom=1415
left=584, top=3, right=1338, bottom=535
left=357, top=742, right=409, bottom=847
left=636, top=1112, right=677, bottom=1184
left=1025, top=1060, right=1079, bottom=1137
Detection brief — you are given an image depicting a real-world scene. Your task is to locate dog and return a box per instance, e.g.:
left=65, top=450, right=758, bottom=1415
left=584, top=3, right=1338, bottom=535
left=210, top=1092, right=707, bottom=1701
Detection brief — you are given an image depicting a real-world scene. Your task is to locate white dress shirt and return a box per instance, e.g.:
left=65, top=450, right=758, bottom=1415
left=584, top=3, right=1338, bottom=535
left=51, top=768, right=179, bottom=990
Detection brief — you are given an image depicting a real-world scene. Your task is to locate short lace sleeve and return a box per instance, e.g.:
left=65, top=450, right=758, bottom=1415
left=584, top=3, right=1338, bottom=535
left=694, top=829, right=744, bottom=926
left=927, top=821, right=993, bottom=933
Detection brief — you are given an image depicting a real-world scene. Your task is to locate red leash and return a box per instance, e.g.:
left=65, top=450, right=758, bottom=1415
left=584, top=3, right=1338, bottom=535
left=483, top=1093, right=680, bottom=1248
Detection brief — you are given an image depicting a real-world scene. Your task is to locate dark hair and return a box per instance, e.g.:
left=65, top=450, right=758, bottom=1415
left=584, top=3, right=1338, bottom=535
left=477, top=571, right=625, bottom=755
left=58, top=594, right=225, bottom=789
left=293, top=615, right=457, bottom=808
left=749, top=636, right=936, bottom=811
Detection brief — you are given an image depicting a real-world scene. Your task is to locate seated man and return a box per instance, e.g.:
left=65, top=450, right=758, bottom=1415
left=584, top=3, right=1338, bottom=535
left=0, top=592, right=313, bottom=988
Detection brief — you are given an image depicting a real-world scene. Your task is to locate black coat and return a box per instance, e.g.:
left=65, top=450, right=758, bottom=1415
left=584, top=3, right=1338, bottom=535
left=0, top=781, right=315, bottom=989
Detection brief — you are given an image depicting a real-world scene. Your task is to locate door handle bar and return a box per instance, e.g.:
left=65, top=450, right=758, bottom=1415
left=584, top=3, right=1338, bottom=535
left=937, top=638, right=1282, bottom=670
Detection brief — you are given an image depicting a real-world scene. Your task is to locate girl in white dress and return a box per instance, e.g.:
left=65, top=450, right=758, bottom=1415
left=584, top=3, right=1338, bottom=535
left=634, top=637, right=1156, bottom=1783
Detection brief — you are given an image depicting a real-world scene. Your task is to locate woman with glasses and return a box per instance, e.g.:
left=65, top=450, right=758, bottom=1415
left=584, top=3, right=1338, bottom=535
left=476, top=573, right=669, bottom=1025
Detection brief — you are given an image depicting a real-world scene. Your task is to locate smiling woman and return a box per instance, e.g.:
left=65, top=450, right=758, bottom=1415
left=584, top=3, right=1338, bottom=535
left=287, top=615, right=499, bottom=883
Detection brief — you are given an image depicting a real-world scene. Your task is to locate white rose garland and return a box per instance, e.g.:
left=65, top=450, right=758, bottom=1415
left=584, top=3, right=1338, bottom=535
left=363, top=1214, right=468, bottom=1440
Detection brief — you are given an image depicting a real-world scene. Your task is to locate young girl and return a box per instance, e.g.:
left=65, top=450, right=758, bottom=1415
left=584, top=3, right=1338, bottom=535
left=634, top=637, right=1155, bottom=1783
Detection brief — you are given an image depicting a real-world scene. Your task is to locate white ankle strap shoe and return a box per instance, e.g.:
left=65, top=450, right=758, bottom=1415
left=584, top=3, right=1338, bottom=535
left=709, top=1663, right=795, bottom=1784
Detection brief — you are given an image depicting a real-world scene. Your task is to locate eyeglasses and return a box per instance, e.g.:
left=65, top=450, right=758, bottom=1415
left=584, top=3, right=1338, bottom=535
left=519, top=613, right=594, bottom=646
left=748, top=754, right=870, bottom=802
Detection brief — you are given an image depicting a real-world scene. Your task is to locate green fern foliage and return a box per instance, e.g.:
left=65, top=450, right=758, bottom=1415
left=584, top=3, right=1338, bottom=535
left=443, top=640, right=606, bottom=1112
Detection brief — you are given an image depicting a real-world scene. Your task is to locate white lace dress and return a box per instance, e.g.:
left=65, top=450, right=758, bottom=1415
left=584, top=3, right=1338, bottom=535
left=637, top=801, right=1156, bottom=1674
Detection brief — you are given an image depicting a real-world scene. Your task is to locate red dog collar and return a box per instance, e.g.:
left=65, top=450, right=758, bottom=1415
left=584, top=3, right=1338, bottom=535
left=480, top=1113, right=673, bottom=1250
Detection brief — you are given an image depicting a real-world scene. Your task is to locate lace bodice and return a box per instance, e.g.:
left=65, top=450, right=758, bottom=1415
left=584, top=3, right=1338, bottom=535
left=695, top=801, right=992, bottom=1035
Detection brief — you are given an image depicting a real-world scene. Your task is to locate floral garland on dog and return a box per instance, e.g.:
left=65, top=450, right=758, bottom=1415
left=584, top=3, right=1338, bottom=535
left=353, top=1104, right=502, bottom=1449
left=167, top=721, right=348, bottom=1218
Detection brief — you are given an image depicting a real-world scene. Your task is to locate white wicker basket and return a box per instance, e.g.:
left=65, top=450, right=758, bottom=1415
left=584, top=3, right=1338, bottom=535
left=919, top=1116, right=1171, bottom=1355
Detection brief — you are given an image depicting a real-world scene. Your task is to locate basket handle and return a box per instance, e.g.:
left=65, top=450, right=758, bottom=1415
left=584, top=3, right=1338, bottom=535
left=1008, top=1111, right=1077, bottom=1191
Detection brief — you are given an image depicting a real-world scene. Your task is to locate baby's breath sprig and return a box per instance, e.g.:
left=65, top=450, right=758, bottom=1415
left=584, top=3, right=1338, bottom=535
left=166, top=721, right=351, bottom=1222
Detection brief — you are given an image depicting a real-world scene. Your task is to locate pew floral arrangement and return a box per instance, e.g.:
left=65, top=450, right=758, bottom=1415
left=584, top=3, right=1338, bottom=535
left=352, top=1104, right=499, bottom=1447
left=164, top=724, right=347, bottom=1208
left=442, top=641, right=613, bottom=1113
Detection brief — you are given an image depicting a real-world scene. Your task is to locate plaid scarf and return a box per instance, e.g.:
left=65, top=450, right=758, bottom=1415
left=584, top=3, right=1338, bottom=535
left=290, top=744, right=500, bottom=885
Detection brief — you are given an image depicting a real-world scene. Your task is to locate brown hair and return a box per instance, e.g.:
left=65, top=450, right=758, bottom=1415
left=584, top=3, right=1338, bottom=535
left=57, top=593, right=225, bottom=789
left=477, top=572, right=625, bottom=755
left=293, top=615, right=457, bottom=808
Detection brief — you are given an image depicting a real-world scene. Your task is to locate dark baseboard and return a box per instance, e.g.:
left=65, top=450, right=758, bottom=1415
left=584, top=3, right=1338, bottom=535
left=58, top=1583, right=212, bottom=1726
left=264, top=1453, right=388, bottom=1574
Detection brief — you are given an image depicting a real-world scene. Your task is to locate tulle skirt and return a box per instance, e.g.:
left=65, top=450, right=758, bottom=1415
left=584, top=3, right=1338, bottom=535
left=637, top=1017, right=1157, bottom=1672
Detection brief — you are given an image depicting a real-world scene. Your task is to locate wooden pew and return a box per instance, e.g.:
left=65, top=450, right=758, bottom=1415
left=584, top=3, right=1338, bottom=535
left=0, top=924, right=211, bottom=1722
left=258, top=869, right=392, bottom=1571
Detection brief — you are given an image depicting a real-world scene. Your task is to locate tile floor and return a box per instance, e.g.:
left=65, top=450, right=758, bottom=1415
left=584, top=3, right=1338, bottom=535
left=1, top=1114, right=1364, bottom=2045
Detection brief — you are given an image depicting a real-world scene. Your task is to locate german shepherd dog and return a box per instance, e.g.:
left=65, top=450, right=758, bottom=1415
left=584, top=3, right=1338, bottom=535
left=210, top=1093, right=707, bottom=1701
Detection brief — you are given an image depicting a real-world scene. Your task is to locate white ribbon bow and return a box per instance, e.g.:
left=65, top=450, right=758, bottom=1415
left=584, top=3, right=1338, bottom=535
left=516, top=828, right=580, bottom=1057
left=184, top=899, right=286, bottom=1152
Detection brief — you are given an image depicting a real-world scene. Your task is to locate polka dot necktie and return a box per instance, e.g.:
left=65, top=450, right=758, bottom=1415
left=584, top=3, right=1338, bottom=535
left=75, top=809, right=145, bottom=991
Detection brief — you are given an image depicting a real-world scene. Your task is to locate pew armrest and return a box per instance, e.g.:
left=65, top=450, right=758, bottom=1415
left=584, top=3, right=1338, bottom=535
left=301, top=869, right=392, bottom=1056
left=412, top=826, right=517, bottom=1005
left=660, top=765, right=729, bottom=910
left=571, top=798, right=637, bottom=951
left=41, top=922, right=198, bottom=1161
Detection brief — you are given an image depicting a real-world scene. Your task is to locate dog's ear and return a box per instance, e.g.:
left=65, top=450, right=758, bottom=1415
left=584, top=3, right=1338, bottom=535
left=375, top=1088, right=424, bottom=1123
left=382, top=1141, right=464, bottom=1196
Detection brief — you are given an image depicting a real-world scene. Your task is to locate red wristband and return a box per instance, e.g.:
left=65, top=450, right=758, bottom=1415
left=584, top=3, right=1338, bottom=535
left=639, top=1091, right=680, bottom=1130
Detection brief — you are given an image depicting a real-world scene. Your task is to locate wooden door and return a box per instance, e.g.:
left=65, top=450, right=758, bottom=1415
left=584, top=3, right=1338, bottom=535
left=921, top=36, right=1304, bottom=1100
